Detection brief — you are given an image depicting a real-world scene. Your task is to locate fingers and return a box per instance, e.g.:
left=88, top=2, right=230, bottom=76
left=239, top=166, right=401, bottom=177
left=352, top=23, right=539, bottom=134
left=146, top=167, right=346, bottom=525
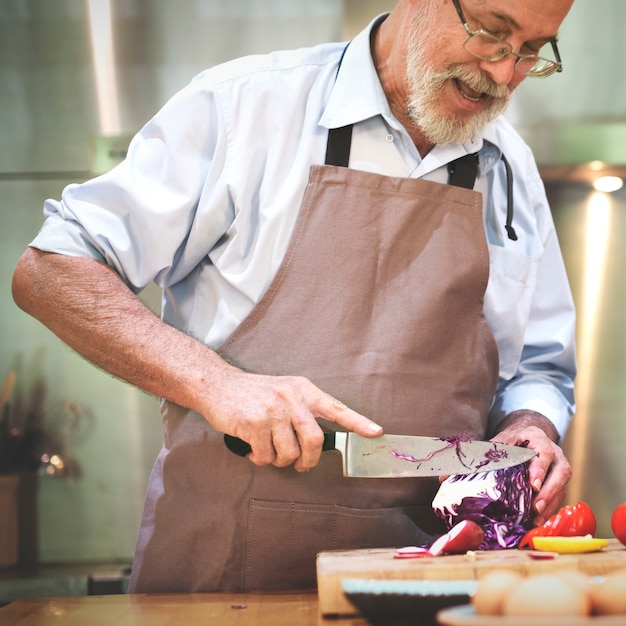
left=530, top=445, right=571, bottom=526
left=251, top=411, right=326, bottom=472
left=523, top=433, right=571, bottom=523
left=228, top=376, right=381, bottom=472
left=490, top=418, right=572, bottom=527
left=311, top=394, right=383, bottom=437
left=288, top=394, right=382, bottom=472
left=244, top=411, right=324, bottom=471
left=271, top=393, right=381, bottom=471
left=290, top=419, right=325, bottom=472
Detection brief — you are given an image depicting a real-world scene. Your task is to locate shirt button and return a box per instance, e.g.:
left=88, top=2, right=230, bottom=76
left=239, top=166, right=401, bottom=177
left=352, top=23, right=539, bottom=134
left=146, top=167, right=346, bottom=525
left=385, top=134, right=394, bottom=143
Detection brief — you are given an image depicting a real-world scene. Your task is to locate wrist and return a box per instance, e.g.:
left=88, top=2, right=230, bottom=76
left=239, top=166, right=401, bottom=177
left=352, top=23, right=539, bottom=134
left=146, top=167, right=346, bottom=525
left=494, top=409, right=560, bottom=443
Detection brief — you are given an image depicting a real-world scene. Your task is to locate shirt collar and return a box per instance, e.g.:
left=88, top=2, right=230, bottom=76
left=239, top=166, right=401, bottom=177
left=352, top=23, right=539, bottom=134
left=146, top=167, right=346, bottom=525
left=319, top=14, right=391, bottom=130
left=478, top=123, right=505, bottom=175
left=319, top=14, right=506, bottom=177
left=409, top=117, right=505, bottom=177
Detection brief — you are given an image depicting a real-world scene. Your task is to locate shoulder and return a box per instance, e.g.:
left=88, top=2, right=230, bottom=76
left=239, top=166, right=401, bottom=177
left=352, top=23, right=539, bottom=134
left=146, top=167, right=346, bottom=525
left=189, top=41, right=347, bottom=97
left=140, top=40, right=348, bottom=154
left=152, top=41, right=348, bottom=139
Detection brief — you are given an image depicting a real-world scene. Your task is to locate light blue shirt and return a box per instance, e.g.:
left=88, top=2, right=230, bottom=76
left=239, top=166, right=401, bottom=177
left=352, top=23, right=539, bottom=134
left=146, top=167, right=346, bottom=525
left=31, top=16, right=576, bottom=438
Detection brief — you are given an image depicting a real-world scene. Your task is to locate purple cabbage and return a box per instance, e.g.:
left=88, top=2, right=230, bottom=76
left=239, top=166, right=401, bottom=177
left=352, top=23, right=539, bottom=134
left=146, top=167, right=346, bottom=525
left=431, top=464, right=533, bottom=550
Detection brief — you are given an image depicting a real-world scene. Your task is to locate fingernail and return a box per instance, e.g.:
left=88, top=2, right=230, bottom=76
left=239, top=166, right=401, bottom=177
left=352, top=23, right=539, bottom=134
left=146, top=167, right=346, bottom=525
left=535, top=499, right=545, bottom=515
left=368, top=423, right=383, bottom=435
left=532, top=479, right=542, bottom=492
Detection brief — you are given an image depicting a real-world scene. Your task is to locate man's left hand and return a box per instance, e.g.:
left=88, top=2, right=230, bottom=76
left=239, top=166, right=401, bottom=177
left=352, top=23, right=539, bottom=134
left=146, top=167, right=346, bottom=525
left=490, top=410, right=572, bottom=527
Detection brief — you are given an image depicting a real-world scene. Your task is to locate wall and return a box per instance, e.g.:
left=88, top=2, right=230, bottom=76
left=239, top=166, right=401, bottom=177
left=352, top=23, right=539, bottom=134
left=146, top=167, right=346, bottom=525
left=549, top=183, right=626, bottom=533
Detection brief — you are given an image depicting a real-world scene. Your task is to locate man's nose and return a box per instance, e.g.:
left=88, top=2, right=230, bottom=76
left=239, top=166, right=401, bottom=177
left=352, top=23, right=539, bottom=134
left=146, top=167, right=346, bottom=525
left=478, top=55, right=518, bottom=86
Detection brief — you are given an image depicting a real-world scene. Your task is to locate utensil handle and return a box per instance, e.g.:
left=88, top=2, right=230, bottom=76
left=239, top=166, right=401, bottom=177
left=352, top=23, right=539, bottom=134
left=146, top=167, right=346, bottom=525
left=224, top=432, right=337, bottom=456
left=223, top=434, right=252, bottom=456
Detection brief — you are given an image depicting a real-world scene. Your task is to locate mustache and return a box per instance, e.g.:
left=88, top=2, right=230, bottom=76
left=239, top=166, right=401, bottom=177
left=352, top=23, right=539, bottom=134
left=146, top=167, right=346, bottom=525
left=440, top=65, right=511, bottom=99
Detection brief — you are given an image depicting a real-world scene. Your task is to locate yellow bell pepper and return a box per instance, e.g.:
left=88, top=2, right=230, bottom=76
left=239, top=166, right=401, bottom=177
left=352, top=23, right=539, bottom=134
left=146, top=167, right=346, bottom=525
left=531, top=535, right=608, bottom=554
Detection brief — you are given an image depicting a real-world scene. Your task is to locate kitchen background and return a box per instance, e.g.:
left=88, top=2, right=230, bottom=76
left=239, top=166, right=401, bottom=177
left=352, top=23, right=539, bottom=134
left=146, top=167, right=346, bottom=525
left=1, top=0, right=625, bottom=570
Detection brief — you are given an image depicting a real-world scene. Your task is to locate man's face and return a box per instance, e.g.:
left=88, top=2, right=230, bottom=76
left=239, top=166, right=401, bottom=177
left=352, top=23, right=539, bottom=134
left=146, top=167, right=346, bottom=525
left=404, top=2, right=512, bottom=146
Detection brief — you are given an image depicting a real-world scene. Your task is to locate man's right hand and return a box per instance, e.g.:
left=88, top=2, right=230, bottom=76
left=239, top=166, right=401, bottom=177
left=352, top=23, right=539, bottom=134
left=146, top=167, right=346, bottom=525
left=203, top=368, right=383, bottom=472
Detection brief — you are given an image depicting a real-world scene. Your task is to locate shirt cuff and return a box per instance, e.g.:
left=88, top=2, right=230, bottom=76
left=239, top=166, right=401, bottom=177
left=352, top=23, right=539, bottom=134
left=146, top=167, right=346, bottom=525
left=489, top=381, right=574, bottom=442
left=30, top=216, right=108, bottom=264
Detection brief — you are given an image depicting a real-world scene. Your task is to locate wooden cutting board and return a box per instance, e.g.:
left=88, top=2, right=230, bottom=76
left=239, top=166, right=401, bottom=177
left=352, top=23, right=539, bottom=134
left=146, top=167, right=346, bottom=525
left=316, top=539, right=626, bottom=615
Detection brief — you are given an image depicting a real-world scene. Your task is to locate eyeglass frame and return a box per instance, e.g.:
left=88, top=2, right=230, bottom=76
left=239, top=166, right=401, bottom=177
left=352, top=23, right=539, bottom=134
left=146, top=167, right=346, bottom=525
left=450, top=0, right=563, bottom=78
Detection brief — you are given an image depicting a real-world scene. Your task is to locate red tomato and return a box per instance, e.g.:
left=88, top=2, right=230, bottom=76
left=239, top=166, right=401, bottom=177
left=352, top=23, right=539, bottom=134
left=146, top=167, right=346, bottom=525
left=569, top=501, right=597, bottom=536
left=518, top=501, right=597, bottom=549
left=611, top=502, right=626, bottom=545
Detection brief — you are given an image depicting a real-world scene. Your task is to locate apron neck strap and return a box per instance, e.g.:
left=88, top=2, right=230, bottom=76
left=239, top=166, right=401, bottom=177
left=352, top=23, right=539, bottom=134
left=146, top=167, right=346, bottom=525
left=324, top=42, right=354, bottom=168
left=447, top=153, right=478, bottom=189
left=325, top=125, right=353, bottom=167
left=324, top=126, right=516, bottom=241
left=325, top=127, right=479, bottom=192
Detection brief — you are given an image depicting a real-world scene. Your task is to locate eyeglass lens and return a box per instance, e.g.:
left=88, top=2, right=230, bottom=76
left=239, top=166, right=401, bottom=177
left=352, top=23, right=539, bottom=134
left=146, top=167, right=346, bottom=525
left=464, top=33, right=558, bottom=76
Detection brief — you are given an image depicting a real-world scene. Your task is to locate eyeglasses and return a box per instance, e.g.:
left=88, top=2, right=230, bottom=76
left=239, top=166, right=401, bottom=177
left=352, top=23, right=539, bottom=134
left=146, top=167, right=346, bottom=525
left=451, top=0, right=563, bottom=78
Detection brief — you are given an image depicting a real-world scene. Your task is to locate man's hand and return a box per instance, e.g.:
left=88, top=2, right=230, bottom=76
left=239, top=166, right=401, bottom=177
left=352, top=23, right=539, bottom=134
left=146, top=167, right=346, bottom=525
left=200, top=368, right=383, bottom=472
left=490, top=410, right=572, bottom=526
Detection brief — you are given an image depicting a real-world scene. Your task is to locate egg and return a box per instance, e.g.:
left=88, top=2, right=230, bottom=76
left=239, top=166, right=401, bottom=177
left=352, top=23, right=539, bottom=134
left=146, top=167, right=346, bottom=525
left=503, top=573, right=591, bottom=617
left=589, top=568, right=626, bottom=615
left=472, top=569, right=523, bottom=615
left=559, top=569, right=591, bottom=594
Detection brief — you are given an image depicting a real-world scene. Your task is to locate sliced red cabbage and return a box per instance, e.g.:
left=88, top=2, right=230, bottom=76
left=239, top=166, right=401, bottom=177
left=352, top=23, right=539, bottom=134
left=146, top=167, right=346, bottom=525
left=431, top=464, right=533, bottom=550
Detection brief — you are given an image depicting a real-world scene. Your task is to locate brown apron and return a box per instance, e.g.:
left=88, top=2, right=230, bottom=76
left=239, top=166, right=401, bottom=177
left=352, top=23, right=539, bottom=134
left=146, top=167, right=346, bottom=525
left=128, top=127, right=499, bottom=594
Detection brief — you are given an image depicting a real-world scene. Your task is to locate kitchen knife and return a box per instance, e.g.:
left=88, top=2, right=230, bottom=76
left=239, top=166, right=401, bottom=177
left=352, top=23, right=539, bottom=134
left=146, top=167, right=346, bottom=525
left=224, top=432, right=536, bottom=477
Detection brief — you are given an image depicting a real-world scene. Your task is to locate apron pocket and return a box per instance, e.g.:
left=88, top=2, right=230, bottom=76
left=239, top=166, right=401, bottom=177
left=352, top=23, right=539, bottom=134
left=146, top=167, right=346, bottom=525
left=245, top=498, right=435, bottom=591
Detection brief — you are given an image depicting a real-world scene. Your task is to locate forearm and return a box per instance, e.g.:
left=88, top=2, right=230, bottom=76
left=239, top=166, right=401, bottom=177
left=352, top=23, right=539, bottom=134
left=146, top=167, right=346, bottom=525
left=12, top=248, right=231, bottom=415
left=13, top=249, right=383, bottom=472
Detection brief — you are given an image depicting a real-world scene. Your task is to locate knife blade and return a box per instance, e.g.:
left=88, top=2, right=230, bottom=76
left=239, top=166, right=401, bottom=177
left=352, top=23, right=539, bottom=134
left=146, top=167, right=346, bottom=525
left=223, top=432, right=536, bottom=477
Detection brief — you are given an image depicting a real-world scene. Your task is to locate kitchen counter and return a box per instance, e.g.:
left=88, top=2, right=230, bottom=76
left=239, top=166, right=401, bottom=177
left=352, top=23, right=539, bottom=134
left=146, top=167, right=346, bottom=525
left=0, top=592, right=393, bottom=626
left=0, top=562, right=131, bottom=606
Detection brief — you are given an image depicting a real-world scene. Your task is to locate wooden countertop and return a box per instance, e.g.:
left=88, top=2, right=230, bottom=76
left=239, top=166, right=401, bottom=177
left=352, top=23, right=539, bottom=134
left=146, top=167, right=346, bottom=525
left=0, top=592, right=382, bottom=626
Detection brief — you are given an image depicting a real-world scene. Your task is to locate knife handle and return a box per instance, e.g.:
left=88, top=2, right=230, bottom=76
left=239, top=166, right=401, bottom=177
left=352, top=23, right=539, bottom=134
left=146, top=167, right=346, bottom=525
left=224, top=432, right=337, bottom=456
left=224, top=434, right=252, bottom=456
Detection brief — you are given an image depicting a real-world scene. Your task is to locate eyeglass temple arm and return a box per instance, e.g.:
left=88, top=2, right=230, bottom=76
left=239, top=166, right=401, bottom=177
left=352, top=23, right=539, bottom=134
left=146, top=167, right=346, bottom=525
left=451, top=0, right=467, bottom=26
left=550, top=38, right=563, bottom=73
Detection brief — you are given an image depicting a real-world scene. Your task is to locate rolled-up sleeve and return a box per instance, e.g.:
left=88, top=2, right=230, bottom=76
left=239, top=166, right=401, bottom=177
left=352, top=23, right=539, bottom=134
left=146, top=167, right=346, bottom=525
left=31, top=73, right=232, bottom=294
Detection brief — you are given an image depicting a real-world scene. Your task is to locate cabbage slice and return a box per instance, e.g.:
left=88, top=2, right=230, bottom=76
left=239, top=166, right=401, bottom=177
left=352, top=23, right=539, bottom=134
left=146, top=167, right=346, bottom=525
left=431, top=464, right=533, bottom=550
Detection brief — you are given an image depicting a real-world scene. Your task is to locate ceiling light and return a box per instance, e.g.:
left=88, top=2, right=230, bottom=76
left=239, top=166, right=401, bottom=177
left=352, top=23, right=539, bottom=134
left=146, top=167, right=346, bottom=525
left=592, top=176, right=624, bottom=193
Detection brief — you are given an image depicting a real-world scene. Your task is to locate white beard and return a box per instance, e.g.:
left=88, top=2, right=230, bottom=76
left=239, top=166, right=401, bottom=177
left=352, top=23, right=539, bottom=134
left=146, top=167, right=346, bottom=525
left=404, top=12, right=512, bottom=145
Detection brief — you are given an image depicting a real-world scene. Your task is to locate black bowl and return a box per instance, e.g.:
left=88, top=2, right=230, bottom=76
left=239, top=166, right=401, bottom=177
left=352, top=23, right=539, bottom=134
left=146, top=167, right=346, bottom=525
left=342, top=578, right=477, bottom=623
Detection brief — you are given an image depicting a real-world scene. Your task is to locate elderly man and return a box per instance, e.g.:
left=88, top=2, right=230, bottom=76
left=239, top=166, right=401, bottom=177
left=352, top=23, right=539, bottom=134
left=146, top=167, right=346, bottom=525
left=13, top=0, right=576, bottom=592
